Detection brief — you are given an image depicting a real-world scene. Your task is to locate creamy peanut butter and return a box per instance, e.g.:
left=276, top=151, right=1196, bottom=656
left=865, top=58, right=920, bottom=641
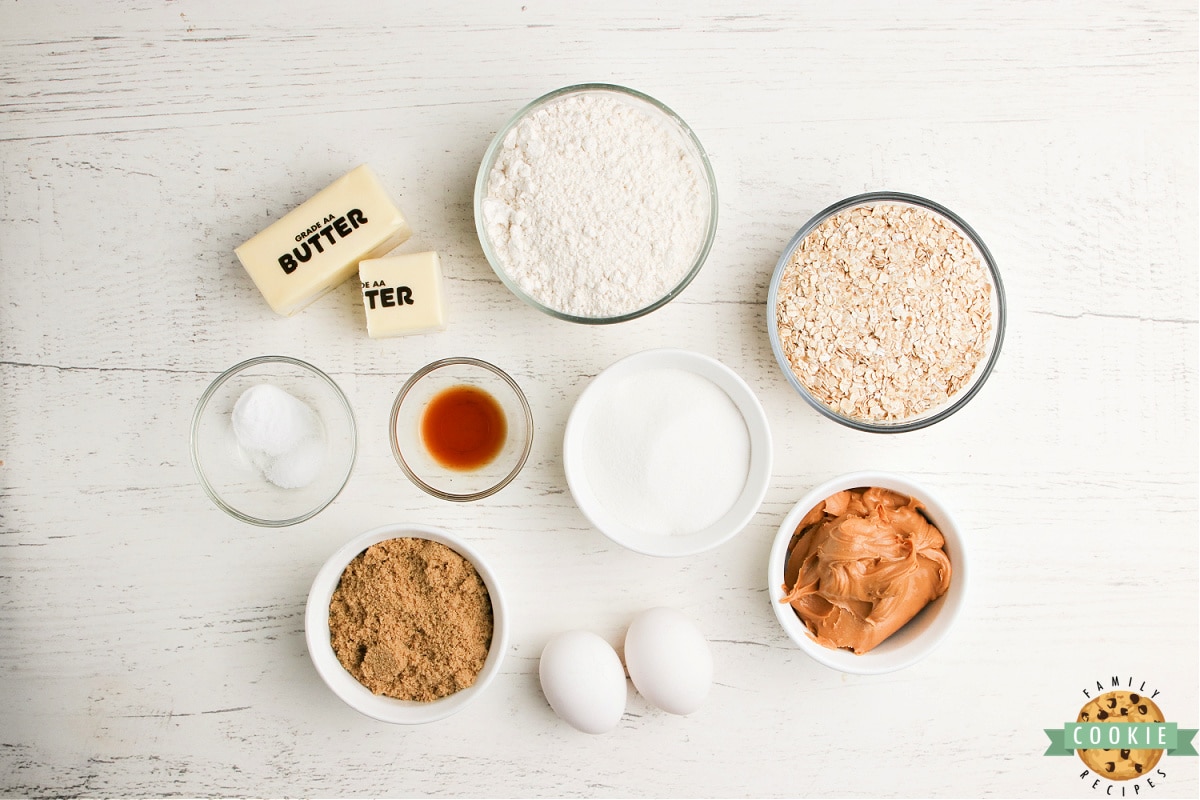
left=780, top=487, right=951, bottom=654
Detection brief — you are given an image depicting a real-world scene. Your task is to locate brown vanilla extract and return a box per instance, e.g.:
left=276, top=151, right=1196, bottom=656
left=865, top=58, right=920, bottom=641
left=421, top=385, right=506, bottom=470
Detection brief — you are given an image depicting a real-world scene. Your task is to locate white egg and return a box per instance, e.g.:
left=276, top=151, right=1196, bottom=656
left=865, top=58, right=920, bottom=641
left=538, top=630, right=627, bottom=734
left=624, top=607, right=712, bottom=715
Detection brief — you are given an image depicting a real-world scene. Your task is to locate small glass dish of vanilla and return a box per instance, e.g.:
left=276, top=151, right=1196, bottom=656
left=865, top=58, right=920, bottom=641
left=390, top=357, right=533, bottom=502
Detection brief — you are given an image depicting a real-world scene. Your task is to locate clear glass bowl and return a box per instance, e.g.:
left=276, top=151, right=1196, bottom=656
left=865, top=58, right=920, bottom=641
left=190, top=356, right=357, bottom=526
left=767, top=191, right=1007, bottom=433
left=473, top=83, right=719, bottom=324
left=390, top=357, right=534, bottom=502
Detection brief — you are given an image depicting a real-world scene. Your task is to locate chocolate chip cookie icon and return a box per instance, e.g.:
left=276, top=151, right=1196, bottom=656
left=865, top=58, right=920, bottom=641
left=1076, top=691, right=1165, bottom=780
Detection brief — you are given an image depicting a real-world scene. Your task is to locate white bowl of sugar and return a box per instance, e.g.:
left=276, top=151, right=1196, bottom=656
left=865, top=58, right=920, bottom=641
left=563, top=349, right=773, bottom=557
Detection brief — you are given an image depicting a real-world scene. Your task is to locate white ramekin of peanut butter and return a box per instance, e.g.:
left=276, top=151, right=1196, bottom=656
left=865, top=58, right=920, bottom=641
left=767, top=471, right=969, bottom=674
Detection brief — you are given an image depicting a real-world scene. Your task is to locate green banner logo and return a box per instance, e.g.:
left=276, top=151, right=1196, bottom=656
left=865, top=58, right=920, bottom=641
left=1044, top=723, right=1199, bottom=757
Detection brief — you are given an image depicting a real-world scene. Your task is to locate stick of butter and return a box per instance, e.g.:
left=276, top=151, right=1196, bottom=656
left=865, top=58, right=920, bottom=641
left=235, top=165, right=412, bottom=316
left=358, top=252, right=447, bottom=338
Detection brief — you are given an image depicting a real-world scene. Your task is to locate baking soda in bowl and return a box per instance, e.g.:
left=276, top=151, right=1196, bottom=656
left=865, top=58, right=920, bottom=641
left=580, top=368, right=750, bottom=536
left=232, top=383, right=325, bottom=489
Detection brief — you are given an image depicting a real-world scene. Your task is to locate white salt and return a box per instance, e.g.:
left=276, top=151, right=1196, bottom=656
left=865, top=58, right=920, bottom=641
left=260, top=434, right=323, bottom=490
left=232, top=383, right=325, bottom=489
left=581, top=368, right=750, bottom=536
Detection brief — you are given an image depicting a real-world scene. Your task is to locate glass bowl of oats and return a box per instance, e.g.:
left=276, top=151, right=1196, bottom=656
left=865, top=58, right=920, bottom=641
left=768, top=192, right=1006, bottom=432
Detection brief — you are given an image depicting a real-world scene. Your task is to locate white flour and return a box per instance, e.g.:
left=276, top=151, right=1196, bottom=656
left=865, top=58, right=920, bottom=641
left=482, top=92, right=710, bottom=318
left=581, top=368, right=750, bottom=536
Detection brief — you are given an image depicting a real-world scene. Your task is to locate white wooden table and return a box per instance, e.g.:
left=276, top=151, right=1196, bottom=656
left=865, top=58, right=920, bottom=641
left=2, top=2, right=1197, bottom=797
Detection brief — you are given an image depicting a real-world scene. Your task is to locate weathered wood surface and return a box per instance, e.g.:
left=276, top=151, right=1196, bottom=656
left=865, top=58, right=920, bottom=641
left=1, top=1, right=1196, bottom=797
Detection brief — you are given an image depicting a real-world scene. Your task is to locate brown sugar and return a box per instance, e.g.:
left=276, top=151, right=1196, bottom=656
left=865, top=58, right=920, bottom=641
left=328, top=537, right=493, bottom=702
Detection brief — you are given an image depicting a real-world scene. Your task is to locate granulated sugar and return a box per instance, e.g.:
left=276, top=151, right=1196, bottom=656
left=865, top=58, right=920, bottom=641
left=581, top=368, right=749, bottom=536
left=481, top=91, right=710, bottom=318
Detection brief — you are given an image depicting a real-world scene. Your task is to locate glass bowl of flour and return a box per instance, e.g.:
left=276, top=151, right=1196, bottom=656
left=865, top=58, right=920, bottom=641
left=190, top=356, right=357, bottom=526
left=475, top=84, right=718, bottom=324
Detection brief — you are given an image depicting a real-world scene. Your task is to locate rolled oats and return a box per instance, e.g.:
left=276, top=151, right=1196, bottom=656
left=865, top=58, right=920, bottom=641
left=775, top=203, right=993, bottom=423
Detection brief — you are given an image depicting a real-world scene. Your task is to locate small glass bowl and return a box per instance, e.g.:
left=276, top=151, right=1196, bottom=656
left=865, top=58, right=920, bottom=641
left=767, top=191, right=1007, bottom=433
left=473, top=83, right=719, bottom=324
left=390, top=357, right=533, bottom=502
left=304, top=523, right=509, bottom=724
left=190, top=356, right=357, bottom=527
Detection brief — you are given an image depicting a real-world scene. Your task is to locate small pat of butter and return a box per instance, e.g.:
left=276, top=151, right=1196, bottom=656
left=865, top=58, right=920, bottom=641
left=235, top=165, right=412, bottom=317
left=359, top=252, right=447, bottom=338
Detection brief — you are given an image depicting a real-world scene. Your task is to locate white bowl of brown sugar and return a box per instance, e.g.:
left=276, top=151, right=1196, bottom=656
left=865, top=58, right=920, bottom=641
left=304, top=524, right=508, bottom=724
left=769, top=192, right=1006, bottom=432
